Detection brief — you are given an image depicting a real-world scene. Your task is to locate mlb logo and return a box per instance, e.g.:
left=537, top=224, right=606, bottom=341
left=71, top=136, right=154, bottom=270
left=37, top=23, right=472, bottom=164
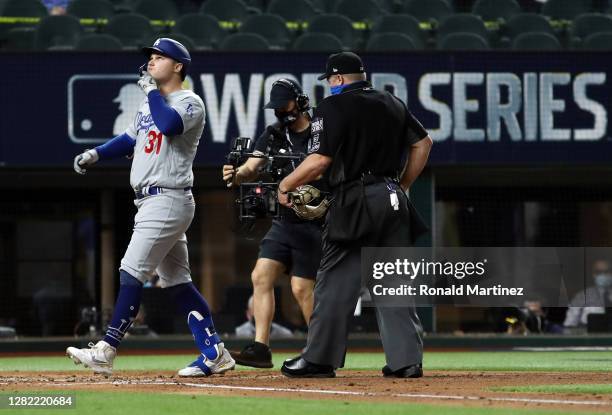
left=67, top=74, right=141, bottom=144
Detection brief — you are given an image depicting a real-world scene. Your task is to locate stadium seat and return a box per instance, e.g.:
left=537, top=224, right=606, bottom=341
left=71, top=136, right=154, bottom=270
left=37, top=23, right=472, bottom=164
left=67, top=0, right=115, bottom=20
left=571, top=13, right=612, bottom=45
left=220, top=32, right=271, bottom=50
left=76, top=33, right=123, bottom=50
left=310, top=0, right=340, bottom=13
left=4, top=27, right=36, bottom=50
left=244, top=0, right=266, bottom=12
left=512, top=31, right=562, bottom=50
left=541, top=0, right=591, bottom=21
left=372, top=14, right=427, bottom=48
left=239, top=14, right=291, bottom=49
left=75, top=33, right=123, bottom=51
left=1, top=0, right=48, bottom=17
left=292, top=32, right=344, bottom=51
left=402, top=0, right=453, bottom=24
left=34, top=15, right=83, bottom=50
left=376, top=0, right=402, bottom=13
left=201, top=0, right=251, bottom=25
left=438, top=32, right=490, bottom=49
left=582, top=32, right=612, bottom=49
left=505, top=13, right=555, bottom=40
left=334, top=0, right=384, bottom=24
left=593, top=0, right=610, bottom=12
left=307, top=14, right=357, bottom=49
left=472, top=0, right=520, bottom=22
left=106, top=13, right=154, bottom=48
left=267, top=0, right=318, bottom=25
left=366, top=32, right=416, bottom=50
left=0, top=0, right=48, bottom=37
left=105, top=0, right=133, bottom=13
left=173, top=13, right=226, bottom=50
left=133, top=0, right=179, bottom=21
left=452, top=0, right=476, bottom=13
left=437, top=14, right=489, bottom=42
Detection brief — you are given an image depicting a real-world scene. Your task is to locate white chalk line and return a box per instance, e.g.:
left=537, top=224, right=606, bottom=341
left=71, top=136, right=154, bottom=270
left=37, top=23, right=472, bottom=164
left=28, top=380, right=611, bottom=407
left=513, top=347, right=612, bottom=352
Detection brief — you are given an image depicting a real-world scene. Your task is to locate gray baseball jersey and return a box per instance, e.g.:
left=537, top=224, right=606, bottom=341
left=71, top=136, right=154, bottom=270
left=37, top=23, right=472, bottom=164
left=125, top=90, right=205, bottom=190
left=119, top=89, right=205, bottom=286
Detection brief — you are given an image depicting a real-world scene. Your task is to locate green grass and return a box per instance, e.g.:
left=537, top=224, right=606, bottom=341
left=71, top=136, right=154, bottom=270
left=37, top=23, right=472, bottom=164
left=492, top=384, right=612, bottom=395
left=0, top=392, right=604, bottom=415
left=1, top=351, right=611, bottom=372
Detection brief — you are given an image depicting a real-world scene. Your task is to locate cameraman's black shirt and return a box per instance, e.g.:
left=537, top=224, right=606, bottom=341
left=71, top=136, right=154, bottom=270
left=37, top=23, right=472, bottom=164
left=254, top=124, right=311, bottom=176
left=254, top=124, right=326, bottom=223
left=308, top=81, right=428, bottom=188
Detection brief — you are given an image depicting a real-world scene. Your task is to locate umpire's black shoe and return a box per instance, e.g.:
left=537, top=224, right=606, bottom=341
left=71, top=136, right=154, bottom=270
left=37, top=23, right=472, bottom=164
left=229, top=342, right=273, bottom=368
left=281, top=356, right=335, bottom=378
left=382, top=363, right=423, bottom=378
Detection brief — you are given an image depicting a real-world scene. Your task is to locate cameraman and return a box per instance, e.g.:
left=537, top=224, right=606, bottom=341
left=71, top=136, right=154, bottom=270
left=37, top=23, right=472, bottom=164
left=222, top=79, right=322, bottom=368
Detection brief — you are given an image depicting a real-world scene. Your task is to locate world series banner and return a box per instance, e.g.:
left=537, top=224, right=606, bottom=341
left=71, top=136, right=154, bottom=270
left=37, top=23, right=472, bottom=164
left=0, top=51, right=610, bottom=167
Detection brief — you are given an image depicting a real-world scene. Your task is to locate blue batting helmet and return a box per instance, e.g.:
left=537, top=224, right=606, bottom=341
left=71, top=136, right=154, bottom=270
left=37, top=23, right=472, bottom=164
left=142, top=38, right=191, bottom=79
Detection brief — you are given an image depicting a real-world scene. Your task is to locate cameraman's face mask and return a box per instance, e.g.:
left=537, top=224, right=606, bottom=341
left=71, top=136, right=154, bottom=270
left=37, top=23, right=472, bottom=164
left=274, top=107, right=299, bottom=127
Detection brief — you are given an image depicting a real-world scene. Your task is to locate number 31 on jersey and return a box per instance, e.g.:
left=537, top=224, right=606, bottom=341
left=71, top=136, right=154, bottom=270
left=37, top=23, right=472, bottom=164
left=144, top=130, right=163, bottom=155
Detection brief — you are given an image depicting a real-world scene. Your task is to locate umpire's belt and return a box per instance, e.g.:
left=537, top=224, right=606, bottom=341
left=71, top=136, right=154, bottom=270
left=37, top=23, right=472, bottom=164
left=360, top=173, right=398, bottom=186
left=135, top=186, right=192, bottom=200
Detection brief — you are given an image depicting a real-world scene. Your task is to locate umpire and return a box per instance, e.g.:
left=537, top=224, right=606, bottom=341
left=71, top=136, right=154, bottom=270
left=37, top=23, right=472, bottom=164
left=277, top=52, right=433, bottom=378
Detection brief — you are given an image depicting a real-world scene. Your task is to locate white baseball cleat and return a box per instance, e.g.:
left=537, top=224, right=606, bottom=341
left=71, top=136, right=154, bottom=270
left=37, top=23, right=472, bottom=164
left=66, top=340, right=116, bottom=376
left=178, top=343, right=236, bottom=377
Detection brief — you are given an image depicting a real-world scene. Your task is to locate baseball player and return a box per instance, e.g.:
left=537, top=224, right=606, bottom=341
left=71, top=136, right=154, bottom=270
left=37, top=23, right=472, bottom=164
left=66, top=38, right=235, bottom=377
left=222, top=79, right=322, bottom=368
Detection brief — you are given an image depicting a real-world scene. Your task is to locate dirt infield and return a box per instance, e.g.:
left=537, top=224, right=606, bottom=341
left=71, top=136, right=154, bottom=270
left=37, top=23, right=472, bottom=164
left=1, top=370, right=611, bottom=412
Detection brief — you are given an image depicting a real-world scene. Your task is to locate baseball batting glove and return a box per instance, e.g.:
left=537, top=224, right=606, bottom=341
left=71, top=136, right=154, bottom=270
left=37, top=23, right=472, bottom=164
left=73, top=149, right=99, bottom=175
left=138, top=71, right=158, bottom=95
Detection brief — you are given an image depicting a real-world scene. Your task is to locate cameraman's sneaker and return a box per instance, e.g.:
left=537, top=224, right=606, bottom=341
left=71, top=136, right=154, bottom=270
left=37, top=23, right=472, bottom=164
left=229, top=341, right=273, bottom=368
left=66, top=340, right=116, bottom=376
left=178, top=343, right=235, bottom=377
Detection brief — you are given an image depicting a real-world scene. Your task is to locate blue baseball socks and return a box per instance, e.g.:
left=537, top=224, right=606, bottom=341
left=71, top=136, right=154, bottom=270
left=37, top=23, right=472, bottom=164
left=103, top=270, right=143, bottom=348
left=167, top=282, right=221, bottom=360
left=102, top=275, right=220, bottom=360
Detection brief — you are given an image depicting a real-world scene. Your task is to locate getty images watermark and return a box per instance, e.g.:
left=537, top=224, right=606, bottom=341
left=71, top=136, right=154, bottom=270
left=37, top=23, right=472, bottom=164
left=371, top=257, right=525, bottom=297
left=360, top=247, right=609, bottom=307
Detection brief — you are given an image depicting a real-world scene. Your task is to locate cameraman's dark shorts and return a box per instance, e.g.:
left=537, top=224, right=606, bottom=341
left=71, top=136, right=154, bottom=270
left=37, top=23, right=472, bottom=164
left=259, top=219, right=322, bottom=279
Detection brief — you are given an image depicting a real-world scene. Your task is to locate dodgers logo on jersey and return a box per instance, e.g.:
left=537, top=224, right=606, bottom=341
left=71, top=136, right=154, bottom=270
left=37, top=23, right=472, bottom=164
left=185, top=103, right=195, bottom=119
left=135, top=111, right=156, bottom=134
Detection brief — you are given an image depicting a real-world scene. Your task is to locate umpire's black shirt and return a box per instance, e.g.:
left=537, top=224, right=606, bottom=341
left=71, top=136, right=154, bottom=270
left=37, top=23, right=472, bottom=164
left=308, top=81, right=428, bottom=187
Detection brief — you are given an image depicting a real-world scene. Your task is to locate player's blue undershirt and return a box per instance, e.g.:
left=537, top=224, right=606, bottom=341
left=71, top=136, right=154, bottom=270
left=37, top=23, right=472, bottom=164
left=147, top=90, right=184, bottom=136
left=95, top=90, right=184, bottom=160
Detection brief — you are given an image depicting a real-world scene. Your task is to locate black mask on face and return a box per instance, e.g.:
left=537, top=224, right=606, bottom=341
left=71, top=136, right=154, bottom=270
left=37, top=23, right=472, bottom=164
left=274, top=109, right=299, bottom=127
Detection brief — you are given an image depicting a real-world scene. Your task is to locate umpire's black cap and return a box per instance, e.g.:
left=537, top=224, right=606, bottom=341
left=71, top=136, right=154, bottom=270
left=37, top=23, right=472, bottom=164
left=317, top=52, right=365, bottom=80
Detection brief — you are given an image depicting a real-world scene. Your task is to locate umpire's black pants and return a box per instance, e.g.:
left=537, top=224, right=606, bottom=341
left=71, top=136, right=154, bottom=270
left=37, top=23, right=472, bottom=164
left=302, top=181, right=424, bottom=371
